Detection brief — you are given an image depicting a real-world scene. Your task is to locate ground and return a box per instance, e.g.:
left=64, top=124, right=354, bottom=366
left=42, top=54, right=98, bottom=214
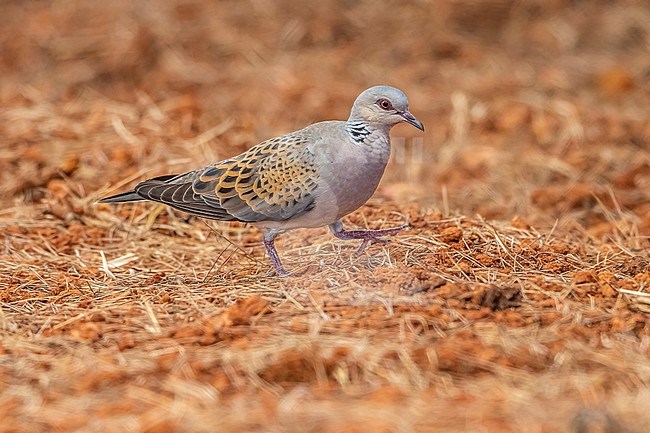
left=1, top=1, right=649, bottom=432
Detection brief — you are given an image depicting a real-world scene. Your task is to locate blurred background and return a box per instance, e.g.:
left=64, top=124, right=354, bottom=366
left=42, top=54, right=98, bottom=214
left=1, top=0, right=648, bottom=235
left=1, top=3, right=650, bottom=431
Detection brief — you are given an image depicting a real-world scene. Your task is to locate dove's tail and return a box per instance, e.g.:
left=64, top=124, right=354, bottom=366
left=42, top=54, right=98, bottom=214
left=98, top=190, right=145, bottom=203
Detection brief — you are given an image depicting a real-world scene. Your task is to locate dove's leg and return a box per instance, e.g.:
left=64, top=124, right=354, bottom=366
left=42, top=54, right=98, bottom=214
left=263, top=229, right=288, bottom=277
left=328, top=219, right=408, bottom=255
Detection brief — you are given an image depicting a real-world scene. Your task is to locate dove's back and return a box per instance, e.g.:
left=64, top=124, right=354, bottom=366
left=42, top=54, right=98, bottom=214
left=100, top=120, right=392, bottom=230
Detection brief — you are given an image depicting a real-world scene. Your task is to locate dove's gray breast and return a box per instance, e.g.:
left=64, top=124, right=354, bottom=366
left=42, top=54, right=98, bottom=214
left=259, top=121, right=391, bottom=230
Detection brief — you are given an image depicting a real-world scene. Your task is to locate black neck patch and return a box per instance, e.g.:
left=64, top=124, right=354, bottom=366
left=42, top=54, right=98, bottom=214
left=345, top=121, right=372, bottom=143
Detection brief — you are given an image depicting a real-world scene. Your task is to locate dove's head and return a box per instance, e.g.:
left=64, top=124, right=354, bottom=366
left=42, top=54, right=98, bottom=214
left=348, top=85, right=424, bottom=131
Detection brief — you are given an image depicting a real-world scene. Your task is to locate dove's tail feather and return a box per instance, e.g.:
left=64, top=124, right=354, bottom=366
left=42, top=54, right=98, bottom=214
left=98, top=190, right=145, bottom=203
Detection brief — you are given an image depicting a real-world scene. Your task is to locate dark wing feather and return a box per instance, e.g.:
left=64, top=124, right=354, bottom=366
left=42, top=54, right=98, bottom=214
left=134, top=174, right=237, bottom=221
left=130, top=132, right=319, bottom=222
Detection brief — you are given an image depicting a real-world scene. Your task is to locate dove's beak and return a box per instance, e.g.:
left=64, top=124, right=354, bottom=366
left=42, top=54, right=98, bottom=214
left=400, top=110, right=425, bottom=131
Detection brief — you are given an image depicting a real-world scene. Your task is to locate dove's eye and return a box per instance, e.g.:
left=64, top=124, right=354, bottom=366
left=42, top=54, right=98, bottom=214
left=377, top=99, right=393, bottom=110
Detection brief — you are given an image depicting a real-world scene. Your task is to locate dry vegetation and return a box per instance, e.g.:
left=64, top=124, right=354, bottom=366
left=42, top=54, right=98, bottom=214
left=1, top=1, right=649, bottom=432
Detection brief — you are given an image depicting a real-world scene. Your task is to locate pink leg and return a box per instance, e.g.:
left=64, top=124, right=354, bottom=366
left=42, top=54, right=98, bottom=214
left=263, top=230, right=288, bottom=277
left=328, top=220, right=408, bottom=255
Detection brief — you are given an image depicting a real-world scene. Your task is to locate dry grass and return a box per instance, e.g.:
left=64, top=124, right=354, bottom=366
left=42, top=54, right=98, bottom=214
left=1, top=1, right=650, bottom=432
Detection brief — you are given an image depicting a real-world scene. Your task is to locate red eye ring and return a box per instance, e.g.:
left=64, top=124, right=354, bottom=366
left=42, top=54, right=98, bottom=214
left=377, top=98, right=392, bottom=110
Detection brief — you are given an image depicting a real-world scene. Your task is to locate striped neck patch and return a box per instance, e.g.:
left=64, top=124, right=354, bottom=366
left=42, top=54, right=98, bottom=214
left=345, top=121, right=372, bottom=143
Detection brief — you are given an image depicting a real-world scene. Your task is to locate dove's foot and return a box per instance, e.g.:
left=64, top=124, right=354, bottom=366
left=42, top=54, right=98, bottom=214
left=328, top=220, right=409, bottom=255
left=263, top=230, right=289, bottom=277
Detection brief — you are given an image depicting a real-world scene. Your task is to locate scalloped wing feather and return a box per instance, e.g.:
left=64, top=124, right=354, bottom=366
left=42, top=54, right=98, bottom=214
left=133, top=132, right=319, bottom=222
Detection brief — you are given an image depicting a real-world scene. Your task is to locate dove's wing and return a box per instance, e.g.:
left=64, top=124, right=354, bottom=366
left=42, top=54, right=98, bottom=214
left=133, top=132, right=319, bottom=222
